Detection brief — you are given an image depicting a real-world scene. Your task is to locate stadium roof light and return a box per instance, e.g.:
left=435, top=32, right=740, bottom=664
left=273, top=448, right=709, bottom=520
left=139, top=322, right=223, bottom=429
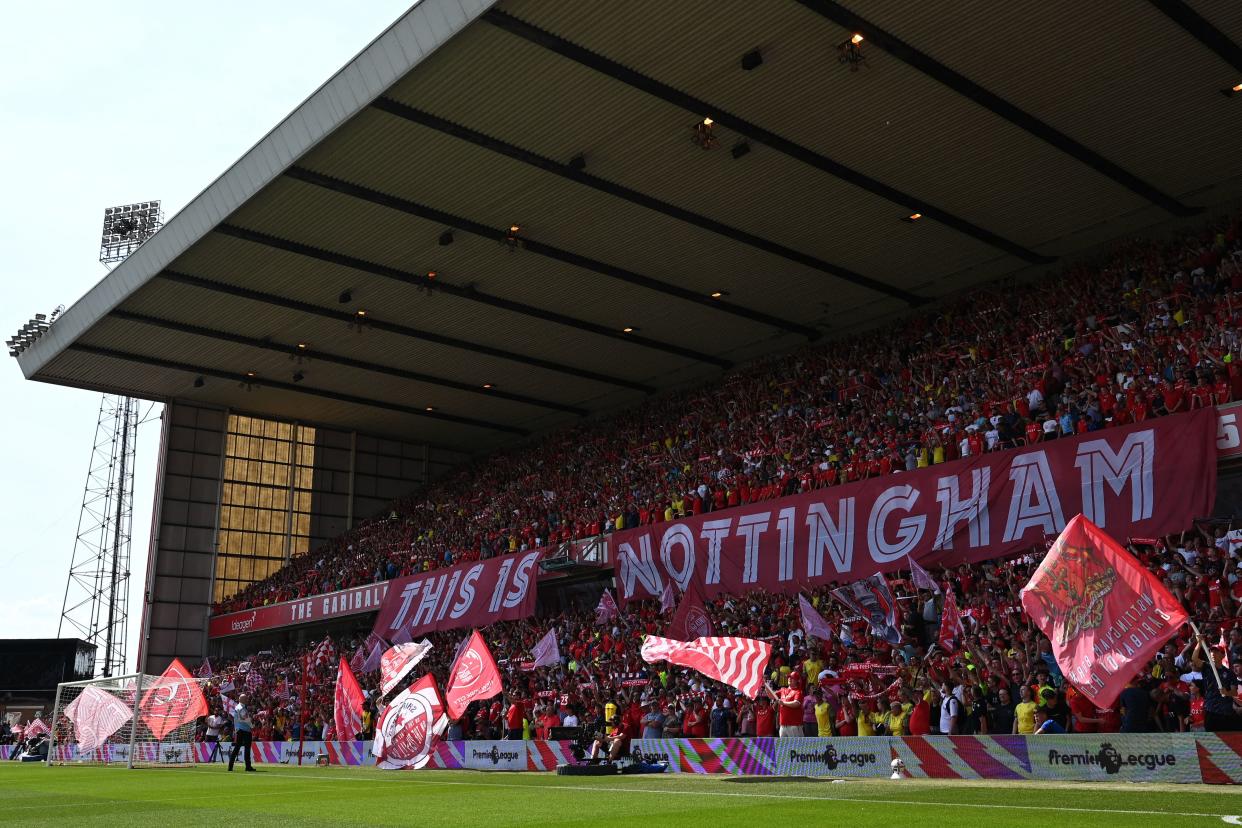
left=692, top=117, right=717, bottom=150
left=99, top=201, right=163, bottom=265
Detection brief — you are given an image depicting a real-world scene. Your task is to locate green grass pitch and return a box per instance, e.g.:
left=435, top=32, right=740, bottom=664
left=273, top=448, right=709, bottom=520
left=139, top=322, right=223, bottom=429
left=4, top=763, right=1242, bottom=827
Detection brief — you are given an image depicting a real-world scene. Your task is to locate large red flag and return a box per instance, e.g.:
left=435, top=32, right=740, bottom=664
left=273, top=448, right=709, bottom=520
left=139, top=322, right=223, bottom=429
left=139, top=658, right=208, bottom=740
left=380, top=640, right=433, bottom=696
left=444, top=630, right=502, bottom=720
left=640, top=635, right=772, bottom=699
left=668, top=582, right=713, bottom=641
left=372, top=673, right=447, bottom=770
left=333, top=657, right=365, bottom=741
left=937, top=588, right=964, bottom=652
left=1020, top=514, right=1188, bottom=708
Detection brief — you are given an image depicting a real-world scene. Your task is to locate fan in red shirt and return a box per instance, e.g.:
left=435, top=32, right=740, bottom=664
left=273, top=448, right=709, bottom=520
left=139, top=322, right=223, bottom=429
left=754, top=697, right=776, bottom=737
left=768, top=682, right=804, bottom=737
left=504, top=698, right=525, bottom=740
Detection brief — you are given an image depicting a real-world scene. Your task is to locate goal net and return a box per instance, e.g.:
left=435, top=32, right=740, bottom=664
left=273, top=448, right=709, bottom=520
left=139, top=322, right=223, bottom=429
left=48, top=672, right=210, bottom=768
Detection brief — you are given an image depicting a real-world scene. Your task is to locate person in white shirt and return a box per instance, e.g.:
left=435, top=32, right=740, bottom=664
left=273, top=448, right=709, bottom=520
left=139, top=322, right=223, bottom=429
left=205, top=710, right=226, bottom=763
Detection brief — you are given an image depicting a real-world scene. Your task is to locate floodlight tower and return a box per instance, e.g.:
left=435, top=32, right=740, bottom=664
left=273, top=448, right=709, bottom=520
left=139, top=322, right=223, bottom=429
left=55, top=202, right=162, bottom=677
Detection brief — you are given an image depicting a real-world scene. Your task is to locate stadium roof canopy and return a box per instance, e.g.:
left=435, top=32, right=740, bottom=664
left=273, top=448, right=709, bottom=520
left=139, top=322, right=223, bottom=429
left=17, top=0, right=1242, bottom=455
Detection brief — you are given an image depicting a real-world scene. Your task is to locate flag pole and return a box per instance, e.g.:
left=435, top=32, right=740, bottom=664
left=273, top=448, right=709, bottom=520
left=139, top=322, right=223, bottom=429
left=1188, top=620, right=1224, bottom=691
left=298, top=652, right=308, bottom=767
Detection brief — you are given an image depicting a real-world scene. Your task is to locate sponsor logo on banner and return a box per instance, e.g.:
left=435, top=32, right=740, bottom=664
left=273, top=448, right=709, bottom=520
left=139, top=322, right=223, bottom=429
left=787, top=745, right=878, bottom=770
left=613, top=410, right=1218, bottom=604
left=231, top=612, right=258, bottom=634
left=464, top=741, right=525, bottom=770
left=1040, top=740, right=1183, bottom=777
left=631, top=745, right=674, bottom=765
left=209, top=582, right=390, bottom=639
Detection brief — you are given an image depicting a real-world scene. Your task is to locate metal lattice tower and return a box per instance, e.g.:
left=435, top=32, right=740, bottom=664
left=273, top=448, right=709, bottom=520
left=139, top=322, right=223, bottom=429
left=58, top=394, right=137, bottom=677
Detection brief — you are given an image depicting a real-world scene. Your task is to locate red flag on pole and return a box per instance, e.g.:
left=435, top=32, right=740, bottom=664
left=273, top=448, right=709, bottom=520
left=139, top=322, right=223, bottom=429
left=668, top=582, right=713, bottom=641
left=372, top=673, right=447, bottom=770
left=139, top=658, right=208, bottom=740
left=444, top=630, right=502, bottom=720
left=350, top=645, right=365, bottom=673
left=640, top=635, right=772, bottom=699
left=938, top=588, right=964, bottom=651
left=1020, top=514, right=1189, bottom=708
left=333, top=657, right=365, bottom=741
left=380, top=640, right=434, bottom=696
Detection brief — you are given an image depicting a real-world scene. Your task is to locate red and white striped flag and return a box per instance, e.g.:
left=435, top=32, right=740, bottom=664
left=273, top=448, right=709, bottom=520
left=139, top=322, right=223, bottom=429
left=64, top=688, right=133, bottom=752
left=310, top=636, right=336, bottom=670
left=244, top=669, right=264, bottom=693
left=276, top=676, right=292, bottom=702
left=195, top=658, right=214, bottom=679
left=640, top=635, right=772, bottom=699
left=25, top=718, right=49, bottom=737
left=350, top=645, right=366, bottom=673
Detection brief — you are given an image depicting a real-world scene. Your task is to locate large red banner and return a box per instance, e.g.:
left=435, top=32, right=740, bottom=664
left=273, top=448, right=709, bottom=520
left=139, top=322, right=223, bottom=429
left=371, top=549, right=541, bottom=641
left=614, top=408, right=1218, bottom=604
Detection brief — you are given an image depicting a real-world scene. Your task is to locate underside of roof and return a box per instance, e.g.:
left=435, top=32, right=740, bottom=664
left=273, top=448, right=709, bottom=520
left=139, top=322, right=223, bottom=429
left=19, top=0, right=1242, bottom=455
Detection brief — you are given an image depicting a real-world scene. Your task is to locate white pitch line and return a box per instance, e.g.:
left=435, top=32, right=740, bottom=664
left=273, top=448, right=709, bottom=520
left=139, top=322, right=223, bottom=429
left=177, top=769, right=1237, bottom=820
left=1, top=782, right=342, bottom=811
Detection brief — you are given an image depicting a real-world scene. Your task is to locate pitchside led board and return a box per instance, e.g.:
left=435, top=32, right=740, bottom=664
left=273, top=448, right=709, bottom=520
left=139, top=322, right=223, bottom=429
left=614, top=407, right=1218, bottom=604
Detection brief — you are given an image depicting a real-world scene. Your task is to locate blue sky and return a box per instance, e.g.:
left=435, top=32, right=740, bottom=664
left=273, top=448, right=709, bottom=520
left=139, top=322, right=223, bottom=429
left=0, top=1, right=414, bottom=666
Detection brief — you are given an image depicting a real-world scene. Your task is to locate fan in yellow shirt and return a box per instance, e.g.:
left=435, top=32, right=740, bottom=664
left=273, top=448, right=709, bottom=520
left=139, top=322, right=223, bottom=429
left=1014, top=686, right=1038, bottom=734
left=814, top=700, right=833, bottom=736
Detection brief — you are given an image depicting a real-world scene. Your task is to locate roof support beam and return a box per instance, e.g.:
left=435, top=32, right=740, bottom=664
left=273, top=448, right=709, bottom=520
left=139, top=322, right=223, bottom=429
left=108, top=309, right=589, bottom=417
left=371, top=96, right=925, bottom=307
left=1148, top=0, right=1242, bottom=77
left=217, top=219, right=735, bottom=369
left=798, top=0, right=1200, bottom=218
left=282, top=166, right=819, bottom=342
left=157, top=270, right=654, bottom=394
left=66, top=344, right=529, bottom=436
left=483, top=9, right=1055, bottom=265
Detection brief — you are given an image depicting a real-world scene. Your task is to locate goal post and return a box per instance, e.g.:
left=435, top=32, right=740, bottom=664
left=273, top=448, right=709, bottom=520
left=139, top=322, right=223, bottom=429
left=48, top=672, right=210, bottom=768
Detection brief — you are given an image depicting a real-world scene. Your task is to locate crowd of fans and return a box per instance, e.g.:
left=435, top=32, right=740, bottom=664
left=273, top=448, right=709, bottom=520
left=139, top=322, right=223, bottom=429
left=214, top=214, right=1242, bottom=616
left=174, top=211, right=1242, bottom=751
left=193, top=516, right=1242, bottom=747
